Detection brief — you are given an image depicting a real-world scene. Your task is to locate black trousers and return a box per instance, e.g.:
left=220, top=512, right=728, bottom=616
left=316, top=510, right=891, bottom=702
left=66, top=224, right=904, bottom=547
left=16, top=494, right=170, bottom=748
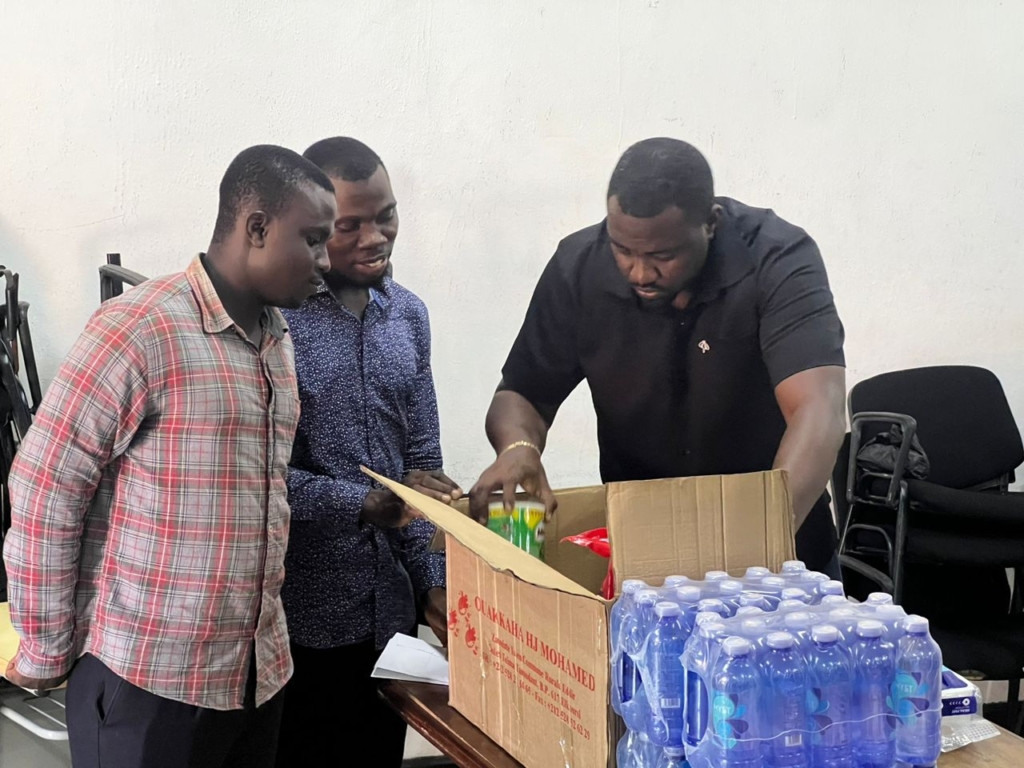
left=275, top=638, right=407, bottom=768
left=66, top=653, right=283, bottom=768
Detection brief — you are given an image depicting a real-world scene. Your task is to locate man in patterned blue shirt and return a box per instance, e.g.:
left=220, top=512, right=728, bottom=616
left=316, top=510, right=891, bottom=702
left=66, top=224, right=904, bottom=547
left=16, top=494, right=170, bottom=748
left=275, top=137, right=461, bottom=768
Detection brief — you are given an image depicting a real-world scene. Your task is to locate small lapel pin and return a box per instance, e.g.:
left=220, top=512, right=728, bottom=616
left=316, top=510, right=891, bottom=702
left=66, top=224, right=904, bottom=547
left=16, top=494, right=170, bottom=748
left=698, top=340, right=711, bottom=354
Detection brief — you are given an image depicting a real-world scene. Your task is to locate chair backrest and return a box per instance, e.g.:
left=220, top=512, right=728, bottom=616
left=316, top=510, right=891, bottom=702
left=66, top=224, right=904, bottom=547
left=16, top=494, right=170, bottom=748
left=99, top=253, right=148, bottom=303
left=850, top=366, right=1024, bottom=489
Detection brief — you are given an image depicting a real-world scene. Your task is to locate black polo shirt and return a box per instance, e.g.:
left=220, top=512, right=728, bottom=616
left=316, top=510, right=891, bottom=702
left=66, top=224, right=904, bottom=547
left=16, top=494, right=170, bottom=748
left=500, top=197, right=845, bottom=570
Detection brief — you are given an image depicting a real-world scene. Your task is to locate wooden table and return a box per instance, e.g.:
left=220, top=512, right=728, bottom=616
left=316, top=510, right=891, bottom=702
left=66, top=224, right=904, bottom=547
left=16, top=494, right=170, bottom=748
left=381, top=680, right=1024, bottom=767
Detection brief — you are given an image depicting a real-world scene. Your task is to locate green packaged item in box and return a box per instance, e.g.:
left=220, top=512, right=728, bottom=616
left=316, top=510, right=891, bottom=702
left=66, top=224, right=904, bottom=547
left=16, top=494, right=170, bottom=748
left=487, top=500, right=545, bottom=560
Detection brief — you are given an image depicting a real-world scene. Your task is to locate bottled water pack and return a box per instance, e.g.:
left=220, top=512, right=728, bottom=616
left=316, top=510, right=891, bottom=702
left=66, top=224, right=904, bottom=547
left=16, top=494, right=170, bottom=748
left=610, top=562, right=943, bottom=768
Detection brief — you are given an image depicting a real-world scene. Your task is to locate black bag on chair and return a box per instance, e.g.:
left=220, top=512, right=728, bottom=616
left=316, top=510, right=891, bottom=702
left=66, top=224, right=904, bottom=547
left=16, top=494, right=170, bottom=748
left=857, top=425, right=930, bottom=480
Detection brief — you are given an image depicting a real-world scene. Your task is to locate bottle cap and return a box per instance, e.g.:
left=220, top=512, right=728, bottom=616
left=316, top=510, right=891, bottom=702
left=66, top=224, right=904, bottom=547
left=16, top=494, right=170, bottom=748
left=867, top=592, right=894, bottom=605
left=782, top=560, right=807, bottom=573
left=805, top=572, right=830, bottom=583
left=699, top=621, right=726, bottom=639
left=856, top=620, right=885, bottom=638
left=812, top=624, right=841, bottom=644
left=763, top=576, right=786, bottom=589
left=784, top=611, right=814, bottom=630
left=777, top=600, right=805, bottom=613
left=663, top=575, right=690, bottom=589
left=738, top=593, right=765, bottom=606
left=903, top=615, right=930, bottom=635
left=698, top=599, right=727, bottom=613
left=719, top=580, right=744, bottom=596
left=782, top=588, right=808, bottom=601
left=622, top=579, right=646, bottom=595
left=655, top=602, right=682, bottom=619
left=767, top=631, right=796, bottom=650
left=636, top=589, right=660, bottom=605
left=705, top=570, right=729, bottom=581
left=694, top=611, right=720, bottom=627
left=676, top=586, right=702, bottom=604
left=821, top=595, right=850, bottom=607
left=875, top=604, right=907, bottom=619
left=745, top=566, right=771, bottom=578
left=722, top=636, right=753, bottom=657
left=821, top=580, right=845, bottom=595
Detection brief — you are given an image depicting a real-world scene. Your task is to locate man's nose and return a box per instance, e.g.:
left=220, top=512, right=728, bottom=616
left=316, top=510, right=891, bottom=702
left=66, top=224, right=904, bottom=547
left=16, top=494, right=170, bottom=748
left=314, top=248, right=330, bottom=274
left=629, top=259, right=656, bottom=285
left=359, top=228, right=388, bottom=249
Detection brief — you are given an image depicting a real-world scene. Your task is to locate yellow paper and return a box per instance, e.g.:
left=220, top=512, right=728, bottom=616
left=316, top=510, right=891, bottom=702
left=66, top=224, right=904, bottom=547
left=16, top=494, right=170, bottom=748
left=0, top=602, right=19, bottom=673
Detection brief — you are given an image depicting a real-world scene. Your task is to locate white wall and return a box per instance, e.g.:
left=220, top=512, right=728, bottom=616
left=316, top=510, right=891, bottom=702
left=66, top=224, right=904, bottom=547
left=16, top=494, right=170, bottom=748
left=2, top=0, right=1023, bottom=492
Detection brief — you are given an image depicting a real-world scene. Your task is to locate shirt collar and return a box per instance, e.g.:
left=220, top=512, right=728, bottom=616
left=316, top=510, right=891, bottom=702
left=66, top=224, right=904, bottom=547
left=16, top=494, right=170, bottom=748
left=186, top=254, right=288, bottom=340
left=312, top=275, right=392, bottom=311
left=597, top=203, right=756, bottom=306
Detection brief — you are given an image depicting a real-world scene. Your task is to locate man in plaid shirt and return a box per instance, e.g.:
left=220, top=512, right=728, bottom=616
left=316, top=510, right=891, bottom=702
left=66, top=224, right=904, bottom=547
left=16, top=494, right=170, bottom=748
left=2, top=145, right=336, bottom=768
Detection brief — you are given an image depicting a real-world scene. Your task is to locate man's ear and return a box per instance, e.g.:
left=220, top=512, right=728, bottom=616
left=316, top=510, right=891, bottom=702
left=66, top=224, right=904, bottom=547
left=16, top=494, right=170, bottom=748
left=246, top=211, right=269, bottom=247
left=705, top=203, right=723, bottom=240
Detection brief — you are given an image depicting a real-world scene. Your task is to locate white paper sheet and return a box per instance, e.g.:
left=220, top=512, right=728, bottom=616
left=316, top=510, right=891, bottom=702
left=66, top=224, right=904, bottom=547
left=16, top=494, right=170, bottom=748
left=371, top=632, right=449, bottom=686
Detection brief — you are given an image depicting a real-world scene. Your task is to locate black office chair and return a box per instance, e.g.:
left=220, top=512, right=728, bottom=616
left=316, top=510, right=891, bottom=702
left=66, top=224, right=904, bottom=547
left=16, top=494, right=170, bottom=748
left=99, top=252, right=148, bottom=303
left=836, top=365, right=1024, bottom=729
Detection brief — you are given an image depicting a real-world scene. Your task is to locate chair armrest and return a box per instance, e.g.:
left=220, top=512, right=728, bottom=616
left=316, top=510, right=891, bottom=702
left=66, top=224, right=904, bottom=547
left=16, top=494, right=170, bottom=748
left=848, top=411, right=918, bottom=508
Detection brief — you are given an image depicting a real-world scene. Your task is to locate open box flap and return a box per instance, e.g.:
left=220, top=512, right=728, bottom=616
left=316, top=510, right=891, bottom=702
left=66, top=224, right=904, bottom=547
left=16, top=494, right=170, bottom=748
left=362, top=468, right=599, bottom=601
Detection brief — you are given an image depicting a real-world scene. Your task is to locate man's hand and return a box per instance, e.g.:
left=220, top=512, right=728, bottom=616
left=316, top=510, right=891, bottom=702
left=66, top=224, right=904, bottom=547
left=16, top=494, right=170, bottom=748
left=468, top=445, right=557, bottom=525
left=4, top=654, right=69, bottom=694
left=360, top=489, right=423, bottom=528
left=404, top=470, right=463, bottom=505
left=423, top=588, right=448, bottom=648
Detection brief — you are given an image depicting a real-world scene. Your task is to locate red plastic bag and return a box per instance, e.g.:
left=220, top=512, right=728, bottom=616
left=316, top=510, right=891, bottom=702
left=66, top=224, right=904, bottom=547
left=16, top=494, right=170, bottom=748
left=561, top=527, right=617, bottom=599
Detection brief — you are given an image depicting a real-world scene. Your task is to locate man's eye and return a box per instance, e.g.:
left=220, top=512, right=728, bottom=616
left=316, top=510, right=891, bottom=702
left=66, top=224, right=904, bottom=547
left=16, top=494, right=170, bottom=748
left=306, top=236, right=319, bottom=247
left=337, top=222, right=359, bottom=233
left=379, top=208, right=396, bottom=223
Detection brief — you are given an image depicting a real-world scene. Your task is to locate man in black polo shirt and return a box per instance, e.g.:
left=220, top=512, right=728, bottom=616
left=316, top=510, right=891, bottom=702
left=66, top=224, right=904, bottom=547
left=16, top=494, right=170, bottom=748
left=468, top=138, right=846, bottom=574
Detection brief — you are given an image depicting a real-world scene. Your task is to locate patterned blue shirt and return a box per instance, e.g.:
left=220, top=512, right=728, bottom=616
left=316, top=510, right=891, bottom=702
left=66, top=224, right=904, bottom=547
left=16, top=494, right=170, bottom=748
left=281, top=277, right=446, bottom=650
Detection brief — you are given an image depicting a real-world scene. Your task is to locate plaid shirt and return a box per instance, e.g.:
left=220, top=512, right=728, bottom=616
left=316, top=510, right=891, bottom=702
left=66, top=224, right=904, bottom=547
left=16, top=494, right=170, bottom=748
left=3, top=256, right=298, bottom=710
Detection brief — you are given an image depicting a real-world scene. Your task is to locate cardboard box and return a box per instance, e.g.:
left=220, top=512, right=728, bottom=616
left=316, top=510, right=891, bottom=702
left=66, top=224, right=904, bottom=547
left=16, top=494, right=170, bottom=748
left=367, top=469, right=796, bottom=767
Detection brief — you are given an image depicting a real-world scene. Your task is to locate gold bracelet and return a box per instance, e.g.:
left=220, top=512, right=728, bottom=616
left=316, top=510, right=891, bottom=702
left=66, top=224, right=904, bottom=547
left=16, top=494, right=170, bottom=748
left=500, top=440, right=541, bottom=457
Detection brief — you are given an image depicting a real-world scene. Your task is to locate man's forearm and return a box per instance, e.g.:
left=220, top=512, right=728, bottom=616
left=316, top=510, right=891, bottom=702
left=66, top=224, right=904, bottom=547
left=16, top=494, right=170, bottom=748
left=773, top=401, right=846, bottom=530
left=485, top=389, right=550, bottom=455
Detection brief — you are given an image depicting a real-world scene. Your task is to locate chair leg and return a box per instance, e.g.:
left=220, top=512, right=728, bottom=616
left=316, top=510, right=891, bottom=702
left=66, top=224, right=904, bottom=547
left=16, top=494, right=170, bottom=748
left=891, top=483, right=910, bottom=604
left=1007, top=678, right=1020, bottom=731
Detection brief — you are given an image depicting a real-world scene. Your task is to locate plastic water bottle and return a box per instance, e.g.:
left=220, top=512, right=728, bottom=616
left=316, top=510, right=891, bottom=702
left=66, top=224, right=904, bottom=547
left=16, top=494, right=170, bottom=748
left=611, top=580, right=645, bottom=715
left=866, top=592, right=893, bottom=608
left=828, top=608, right=861, bottom=639
left=875, top=604, right=908, bottom=643
left=719, top=579, right=745, bottom=609
left=684, top=620, right=726, bottom=747
left=763, top=631, right=809, bottom=768
left=706, top=570, right=730, bottom=583
left=617, top=730, right=637, bottom=768
left=821, top=595, right=851, bottom=609
left=735, top=605, right=767, bottom=618
left=777, top=599, right=807, bottom=614
left=664, top=575, right=691, bottom=590
left=851, top=620, right=895, bottom=768
left=646, top=603, right=687, bottom=750
left=622, top=589, right=660, bottom=731
left=820, top=580, right=846, bottom=598
left=698, top=598, right=731, bottom=619
left=710, top=636, right=763, bottom=768
left=783, top=560, right=808, bottom=574
left=893, top=616, right=942, bottom=767
left=783, top=611, right=815, bottom=647
left=654, top=746, right=687, bottom=768
left=738, top=592, right=771, bottom=611
left=744, top=566, right=772, bottom=587
left=807, top=624, right=855, bottom=768
left=675, top=586, right=703, bottom=631
left=782, top=587, right=810, bottom=604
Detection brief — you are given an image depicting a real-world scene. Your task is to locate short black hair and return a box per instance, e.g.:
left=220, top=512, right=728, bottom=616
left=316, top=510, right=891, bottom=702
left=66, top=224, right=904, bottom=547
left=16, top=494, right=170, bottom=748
left=212, top=145, right=334, bottom=243
left=607, top=138, right=714, bottom=220
left=303, top=137, right=385, bottom=182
